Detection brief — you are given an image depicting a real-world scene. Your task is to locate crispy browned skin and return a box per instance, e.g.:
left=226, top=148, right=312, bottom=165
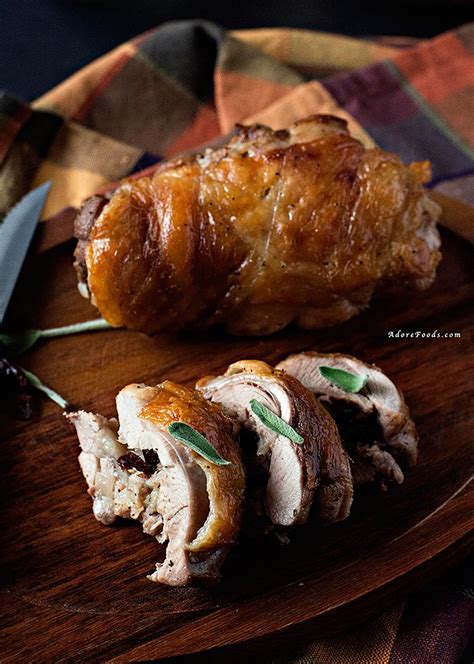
left=77, top=114, right=441, bottom=335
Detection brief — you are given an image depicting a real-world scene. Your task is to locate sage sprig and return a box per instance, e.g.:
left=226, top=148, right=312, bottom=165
left=168, top=422, right=231, bottom=466
left=22, top=369, right=70, bottom=410
left=0, top=318, right=112, bottom=356
left=250, top=399, right=303, bottom=444
left=318, top=366, right=368, bottom=393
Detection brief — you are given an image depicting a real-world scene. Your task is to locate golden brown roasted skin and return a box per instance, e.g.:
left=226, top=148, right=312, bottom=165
left=77, top=114, right=441, bottom=335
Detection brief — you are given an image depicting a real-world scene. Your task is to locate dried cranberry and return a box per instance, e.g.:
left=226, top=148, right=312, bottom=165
left=118, top=449, right=159, bottom=476
left=0, top=353, right=35, bottom=420
left=143, top=449, right=159, bottom=473
left=118, top=452, right=148, bottom=474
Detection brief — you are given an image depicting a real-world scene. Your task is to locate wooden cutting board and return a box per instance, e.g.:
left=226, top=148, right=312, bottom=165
left=0, top=224, right=473, bottom=663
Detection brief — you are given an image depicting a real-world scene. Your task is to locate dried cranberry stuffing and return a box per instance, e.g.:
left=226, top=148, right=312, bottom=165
left=118, top=452, right=149, bottom=474
left=0, top=353, right=35, bottom=420
left=118, top=449, right=159, bottom=476
left=143, top=449, right=159, bottom=473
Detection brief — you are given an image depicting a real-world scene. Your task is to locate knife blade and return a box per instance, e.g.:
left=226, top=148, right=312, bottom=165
left=0, top=181, right=52, bottom=323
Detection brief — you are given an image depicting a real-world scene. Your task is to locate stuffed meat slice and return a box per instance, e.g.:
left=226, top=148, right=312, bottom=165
left=67, top=381, right=245, bottom=586
left=197, top=360, right=353, bottom=526
left=276, top=353, right=418, bottom=488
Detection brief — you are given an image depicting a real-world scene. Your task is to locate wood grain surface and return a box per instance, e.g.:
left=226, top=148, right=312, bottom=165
left=0, top=224, right=473, bottom=662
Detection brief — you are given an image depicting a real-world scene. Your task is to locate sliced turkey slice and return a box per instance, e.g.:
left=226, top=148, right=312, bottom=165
left=197, top=360, right=353, bottom=526
left=68, top=381, right=245, bottom=586
left=276, top=352, right=418, bottom=488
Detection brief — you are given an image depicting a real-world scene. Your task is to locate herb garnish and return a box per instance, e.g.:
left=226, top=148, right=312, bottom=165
left=0, top=318, right=112, bottom=356
left=318, top=366, right=368, bottom=393
left=168, top=422, right=231, bottom=466
left=22, top=369, right=70, bottom=410
left=249, top=399, right=303, bottom=444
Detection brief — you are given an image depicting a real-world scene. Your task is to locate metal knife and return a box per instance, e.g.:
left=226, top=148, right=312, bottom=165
left=0, top=181, right=52, bottom=323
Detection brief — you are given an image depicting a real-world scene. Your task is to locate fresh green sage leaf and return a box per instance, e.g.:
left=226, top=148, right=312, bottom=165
left=318, top=366, right=368, bottom=393
left=0, top=330, right=41, bottom=355
left=168, top=422, right=231, bottom=466
left=249, top=399, right=303, bottom=444
left=22, top=369, right=70, bottom=410
left=0, top=318, right=112, bottom=356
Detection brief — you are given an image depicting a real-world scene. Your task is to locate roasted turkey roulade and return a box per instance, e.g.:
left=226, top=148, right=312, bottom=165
left=74, top=114, right=441, bottom=336
left=197, top=360, right=353, bottom=525
left=276, top=353, right=418, bottom=489
left=68, top=381, right=245, bottom=586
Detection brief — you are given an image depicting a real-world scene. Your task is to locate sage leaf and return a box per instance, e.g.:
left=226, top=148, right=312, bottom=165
left=168, top=422, right=231, bottom=466
left=22, top=369, right=70, bottom=410
left=0, top=330, right=41, bottom=355
left=319, top=366, right=368, bottom=393
left=0, top=318, right=112, bottom=356
left=249, top=399, right=303, bottom=444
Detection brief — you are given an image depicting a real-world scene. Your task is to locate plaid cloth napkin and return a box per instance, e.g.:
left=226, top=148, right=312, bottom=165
left=1, top=21, right=473, bottom=220
left=0, top=19, right=472, bottom=663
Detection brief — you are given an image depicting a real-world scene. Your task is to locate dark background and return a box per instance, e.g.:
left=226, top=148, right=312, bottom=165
left=1, top=0, right=473, bottom=101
